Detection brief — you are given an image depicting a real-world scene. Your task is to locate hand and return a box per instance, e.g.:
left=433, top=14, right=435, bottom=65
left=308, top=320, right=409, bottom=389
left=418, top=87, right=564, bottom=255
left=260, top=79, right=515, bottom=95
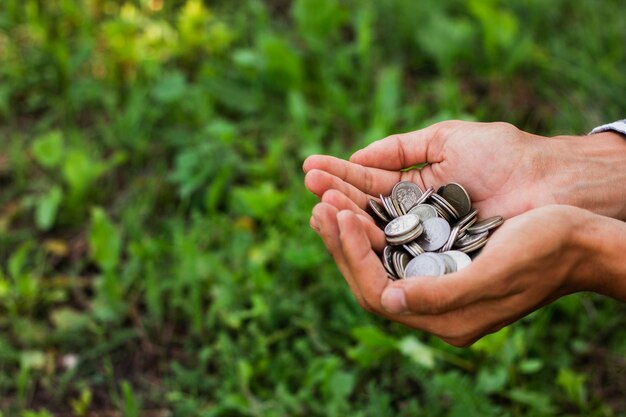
left=304, top=121, right=626, bottom=221
left=311, top=202, right=621, bottom=347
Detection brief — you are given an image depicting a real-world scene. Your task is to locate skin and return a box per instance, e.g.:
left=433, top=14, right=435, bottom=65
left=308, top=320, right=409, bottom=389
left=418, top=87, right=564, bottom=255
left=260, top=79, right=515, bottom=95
left=303, top=120, right=626, bottom=221
left=304, top=120, right=626, bottom=346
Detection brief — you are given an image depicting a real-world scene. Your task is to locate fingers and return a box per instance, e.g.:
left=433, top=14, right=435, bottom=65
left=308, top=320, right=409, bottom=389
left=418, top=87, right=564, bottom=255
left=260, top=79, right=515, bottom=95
left=311, top=203, right=365, bottom=306
left=350, top=122, right=453, bottom=170
left=305, top=169, right=374, bottom=209
left=336, top=210, right=392, bottom=312
left=381, top=260, right=506, bottom=316
left=319, top=189, right=386, bottom=251
left=303, top=155, right=402, bottom=196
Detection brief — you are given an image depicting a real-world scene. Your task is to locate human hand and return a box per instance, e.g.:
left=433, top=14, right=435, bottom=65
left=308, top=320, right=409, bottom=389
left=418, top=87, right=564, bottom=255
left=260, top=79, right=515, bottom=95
left=304, top=121, right=626, bottom=221
left=311, top=202, right=611, bottom=346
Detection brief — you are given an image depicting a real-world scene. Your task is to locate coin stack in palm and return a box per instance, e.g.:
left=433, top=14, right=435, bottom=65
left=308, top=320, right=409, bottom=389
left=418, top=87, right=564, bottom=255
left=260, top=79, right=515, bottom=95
left=368, top=181, right=503, bottom=279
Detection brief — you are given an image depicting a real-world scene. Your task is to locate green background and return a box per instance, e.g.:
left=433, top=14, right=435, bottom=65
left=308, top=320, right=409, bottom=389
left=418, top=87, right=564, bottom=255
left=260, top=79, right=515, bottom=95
left=1, top=0, right=625, bottom=415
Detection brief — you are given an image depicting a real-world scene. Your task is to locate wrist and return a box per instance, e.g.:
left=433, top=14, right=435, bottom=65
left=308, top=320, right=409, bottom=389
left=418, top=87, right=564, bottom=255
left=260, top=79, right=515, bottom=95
left=541, top=132, right=626, bottom=220
left=572, top=210, right=626, bottom=300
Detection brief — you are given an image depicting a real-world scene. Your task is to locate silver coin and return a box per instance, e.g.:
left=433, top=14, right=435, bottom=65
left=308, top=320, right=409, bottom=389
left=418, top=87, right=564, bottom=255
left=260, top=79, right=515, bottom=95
left=393, top=251, right=410, bottom=279
left=454, top=231, right=489, bottom=249
left=391, top=181, right=423, bottom=213
left=414, top=186, right=435, bottom=207
left=454, top=208, right=478, bottom=229
left=438, top=253, right=458, bottom=274
left=457, top=217, right=477, bottom=239
left=430, top=193, right=460, bottom=220
left=381, top=195, right=399, bottom=219
left=415, top=217, right=451, bottom=252
left=404, top=253, right=446, bottom=278
left=386, top=223, right=424, bottom=245
left=440, top=250, right=472, bottom=271
left=458, top=235, right=488, bottom=253
left=385, top=214, right=420, bottom=238
left=368, top=198, right=390, bottom=223
left=467, top=216, right=504, bottom=234
left=441, top=182, right=472, bottom=218
left=408, top=204, right=438, bottom=221
left=440, top=223, right=461, bottom=252
left=383, top=246, right=398, bottom=279
left=391, top=196, right=406, bottom=216
left=403, top=241, right=424, bottom=257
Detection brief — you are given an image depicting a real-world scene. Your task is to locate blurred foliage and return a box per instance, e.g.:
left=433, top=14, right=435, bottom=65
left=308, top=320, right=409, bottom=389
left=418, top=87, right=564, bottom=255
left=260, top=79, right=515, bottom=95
left=0, top=0, right=625, bottom=415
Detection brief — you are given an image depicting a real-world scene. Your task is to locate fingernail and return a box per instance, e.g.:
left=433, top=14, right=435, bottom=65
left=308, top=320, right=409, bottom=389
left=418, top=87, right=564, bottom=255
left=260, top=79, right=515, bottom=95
left=381, top=288, right=408, bottom=314
left=310, top=216, right=321, bottom=232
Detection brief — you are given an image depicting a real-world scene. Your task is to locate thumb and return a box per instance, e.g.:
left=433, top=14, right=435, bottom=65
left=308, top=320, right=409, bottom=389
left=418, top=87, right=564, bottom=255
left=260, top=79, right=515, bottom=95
left=380, top=266, right=501, bottom=315
left=350, top=123, right=448, bottom=170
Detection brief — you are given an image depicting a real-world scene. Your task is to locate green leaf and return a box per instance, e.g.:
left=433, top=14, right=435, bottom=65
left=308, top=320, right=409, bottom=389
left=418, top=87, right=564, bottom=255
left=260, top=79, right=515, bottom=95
left=31, top=131, right=64, bottom=168
left=35, top=186, right=63, bottom=231
left=397, top=335, right=436, bottom=369
left=347, top=326, right=397, bottom=368
left=556, top=368, right=587, bottom=407
left=50, top=307, right=93, bottom=333
left=518, top=358, right=543, bottom=374
left=230, top=182, right=286, bottom=222
left=89, top=207, right=122, bottom=272
left=151, top=70, right=187, bottom=104
left=507, top=388, right=556, bottom=414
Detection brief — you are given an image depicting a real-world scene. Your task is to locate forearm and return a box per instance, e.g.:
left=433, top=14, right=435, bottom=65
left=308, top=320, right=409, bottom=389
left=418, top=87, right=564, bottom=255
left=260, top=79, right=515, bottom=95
left=543, top=131, right=626, bottom=220
left=574, top=210, right=626, bottom=302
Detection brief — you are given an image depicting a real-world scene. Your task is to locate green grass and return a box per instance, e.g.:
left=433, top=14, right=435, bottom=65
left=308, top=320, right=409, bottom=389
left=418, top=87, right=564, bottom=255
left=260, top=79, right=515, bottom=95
left=0, top=0, right=625, bottom=415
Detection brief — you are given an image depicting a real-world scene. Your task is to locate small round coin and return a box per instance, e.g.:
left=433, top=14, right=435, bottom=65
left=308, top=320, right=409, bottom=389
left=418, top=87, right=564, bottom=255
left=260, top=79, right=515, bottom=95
left=440, top=250, right=472, bottom=271
left=454, top=231, right=489, bottom=249
left=383, top=246, right=398, bottom=279
left=467, top=216, right=504, bottom=234
left=408, top=204, right=438, bottom=222
left=368, top=198, right=390, bottom=223
left=384, top=214, right=420, bottom=238
left=441, top=182, right=472, bottom=218
left=392, top=181, right=423, bottom=213
left=404, top=253, right=446, bottom=277
left=415, top=217, right=451, bottom=252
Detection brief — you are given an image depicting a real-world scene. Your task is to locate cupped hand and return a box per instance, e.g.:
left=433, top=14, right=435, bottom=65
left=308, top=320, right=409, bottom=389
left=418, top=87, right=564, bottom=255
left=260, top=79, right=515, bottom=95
left=304, top=120, right=560, bottom=221
left=311, top=202, right=596, bottom=346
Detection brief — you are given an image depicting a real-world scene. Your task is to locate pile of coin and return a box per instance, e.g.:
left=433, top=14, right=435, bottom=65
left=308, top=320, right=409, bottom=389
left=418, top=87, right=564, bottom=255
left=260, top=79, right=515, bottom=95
left=368, top=182, right=503, bottom=279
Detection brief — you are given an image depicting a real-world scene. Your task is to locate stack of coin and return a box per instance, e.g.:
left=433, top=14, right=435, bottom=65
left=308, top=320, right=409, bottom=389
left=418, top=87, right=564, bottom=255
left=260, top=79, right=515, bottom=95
left=367, top=181, right=503, bottom=279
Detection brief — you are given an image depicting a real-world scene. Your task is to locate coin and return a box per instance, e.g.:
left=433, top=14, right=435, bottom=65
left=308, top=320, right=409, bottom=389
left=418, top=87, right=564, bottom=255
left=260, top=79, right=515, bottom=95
left=408, top=204, right=438, bottom=222
left=441, top=250, right=472, bottom=271
left=441, top=182, right=472, bottom=218
left=383, top=246, right=398, bottom=279
left=368, top=198, right=390, bottom=223
left=458, top=235, right=488, bottom=253
left=373, top=181, right=502, bottom=279
left=404, top=253, right=447, bottom=277
left=430, top=193, right=460, bottom=220
left=391, top=195, right=406, bottom=216
left=393, top=251, right=410, bottom=279
left=414, top=186, right=435, bottom=206
left=440, top=223, right=461, bottom=252
left=392, top=181, right=423, bottom=213
left=415, top=217, right=451, bottom=251
left=381, top=195, right=399, bottom=219
left=386, top=223, right=424, bottom=245
left=385, top=214, right=420, bottom=238
left=438, top=253, right=458, bottom=273
left=403, top=241, right=424, bottom=257
left=467, top=216, right=504, bottom=234
left=454, top=231, right=488, bottom=249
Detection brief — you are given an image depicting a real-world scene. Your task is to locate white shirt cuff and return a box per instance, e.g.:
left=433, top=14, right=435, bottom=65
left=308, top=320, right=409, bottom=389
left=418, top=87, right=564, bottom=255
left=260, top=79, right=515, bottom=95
left=590, top=119, right=626, bottom=136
